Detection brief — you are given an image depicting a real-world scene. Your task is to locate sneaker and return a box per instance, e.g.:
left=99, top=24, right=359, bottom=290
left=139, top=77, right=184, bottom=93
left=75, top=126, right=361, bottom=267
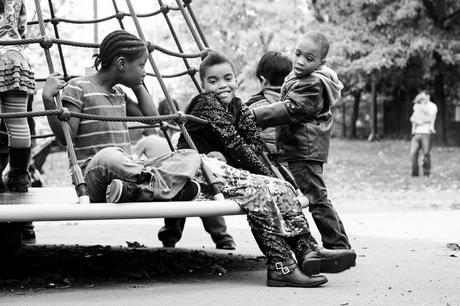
left=172, top=180, right=201, bottom=201
left=216, top=239, right=236, bottom=250
left=106, top=179, right=140, bottom=203
left=21, top=228, right=36, bottom=245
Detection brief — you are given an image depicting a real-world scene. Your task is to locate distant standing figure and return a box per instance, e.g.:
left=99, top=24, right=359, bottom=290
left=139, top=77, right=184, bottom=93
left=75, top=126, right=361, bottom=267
left=410, top=91, right=438, bottom=177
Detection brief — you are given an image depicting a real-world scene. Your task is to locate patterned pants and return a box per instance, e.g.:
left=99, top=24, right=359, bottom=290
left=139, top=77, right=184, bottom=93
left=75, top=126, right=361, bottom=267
left=200, top=155, right=311, bottom=237
left=200, top=156, right=317, bottom=265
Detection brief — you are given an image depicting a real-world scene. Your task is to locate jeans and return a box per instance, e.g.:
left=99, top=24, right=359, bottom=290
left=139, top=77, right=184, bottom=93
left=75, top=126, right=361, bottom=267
left=410, top=133, right=432, bottom=176
left=83, top=147, right=200, bottom=202
left=288, top=160, right=351, bottom=250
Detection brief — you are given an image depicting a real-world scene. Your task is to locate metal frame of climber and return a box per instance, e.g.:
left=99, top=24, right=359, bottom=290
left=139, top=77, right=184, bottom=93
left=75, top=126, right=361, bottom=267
left=0, top=0, right=308, bottom=227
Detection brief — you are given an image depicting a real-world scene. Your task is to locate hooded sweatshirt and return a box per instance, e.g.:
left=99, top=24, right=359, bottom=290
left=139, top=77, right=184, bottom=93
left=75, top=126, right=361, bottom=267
left=251, top=66, right=343, bottom=163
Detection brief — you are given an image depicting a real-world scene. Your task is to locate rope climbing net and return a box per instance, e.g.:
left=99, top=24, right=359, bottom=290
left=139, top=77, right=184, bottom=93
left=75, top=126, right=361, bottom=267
left=0, top=0, right=224, bottom=203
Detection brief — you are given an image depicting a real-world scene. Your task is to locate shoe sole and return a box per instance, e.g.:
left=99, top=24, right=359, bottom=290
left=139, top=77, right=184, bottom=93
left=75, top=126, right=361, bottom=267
left=319, top=252, right=357, bottom=273
left=301, top=258, right=321, bottom=275
left=7, top=186, right=28, bottom=192
left=106, top=179, right=123, bottom=203
left=187, top=180, right=201, bottom=201
left=266, top=278, right=328, bottom=287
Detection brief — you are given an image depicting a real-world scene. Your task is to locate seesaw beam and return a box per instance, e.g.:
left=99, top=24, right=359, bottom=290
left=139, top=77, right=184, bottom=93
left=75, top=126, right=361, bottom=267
left=0, top=187, right=308, bottom=222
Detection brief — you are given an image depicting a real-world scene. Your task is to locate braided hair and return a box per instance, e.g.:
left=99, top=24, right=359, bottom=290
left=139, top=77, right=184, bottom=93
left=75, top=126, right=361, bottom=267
left=93, top=30, right=148, bottom=70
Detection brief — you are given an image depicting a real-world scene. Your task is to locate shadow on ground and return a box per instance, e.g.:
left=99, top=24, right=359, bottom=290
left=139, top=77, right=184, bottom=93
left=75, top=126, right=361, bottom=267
left=0, top=244, right=266, bottom=291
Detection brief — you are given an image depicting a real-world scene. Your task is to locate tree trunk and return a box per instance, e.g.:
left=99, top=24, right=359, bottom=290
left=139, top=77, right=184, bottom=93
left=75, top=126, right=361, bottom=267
left=368, top=75, right=378, bottom=141
left=433, top=52, right=448, bottom=145
left=349, top=90, right=361, bottom=139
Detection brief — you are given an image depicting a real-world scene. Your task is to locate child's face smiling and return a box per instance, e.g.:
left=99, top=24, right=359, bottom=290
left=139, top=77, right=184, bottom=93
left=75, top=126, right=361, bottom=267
left=202, top=63, right=237, bottom=104
left=293, top=37, right=325, bottom=78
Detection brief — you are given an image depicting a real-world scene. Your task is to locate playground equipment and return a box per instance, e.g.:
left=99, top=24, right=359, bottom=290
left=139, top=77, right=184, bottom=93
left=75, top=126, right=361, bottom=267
left=0, top=0, right=308, bottom=254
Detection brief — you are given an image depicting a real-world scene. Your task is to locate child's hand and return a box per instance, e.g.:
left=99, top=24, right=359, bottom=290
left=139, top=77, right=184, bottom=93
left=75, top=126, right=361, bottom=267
left=43, top=73, right=66, bottom=99
left=207, top=151, right=227, bottom=163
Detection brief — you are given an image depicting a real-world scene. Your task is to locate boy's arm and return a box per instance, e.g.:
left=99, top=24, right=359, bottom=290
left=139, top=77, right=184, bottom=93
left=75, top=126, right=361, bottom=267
left=126, top=85, right=159, bottom=117
left=251, top=77, right=325, bottom=128
left=42, top=74, right=81, bottom=145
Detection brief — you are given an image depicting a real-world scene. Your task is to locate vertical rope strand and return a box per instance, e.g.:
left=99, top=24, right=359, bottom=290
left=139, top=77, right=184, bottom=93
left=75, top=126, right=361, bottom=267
left=111, top=0, right=126, bottom=29
left=126, top=0, right=224, bottom=200
left=184, top=1, right=209, bottom=48
left=174, top=0, right=203, bottom=50
left=157, top=0, right=201, bottom=92
left=33, top=0, right=89, bottom=203
left=47, top=0, right=68, bottom=79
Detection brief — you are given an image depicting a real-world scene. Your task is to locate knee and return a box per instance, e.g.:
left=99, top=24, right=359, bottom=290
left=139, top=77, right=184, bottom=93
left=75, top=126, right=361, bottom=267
left=91, top=147, right=124, bottom=168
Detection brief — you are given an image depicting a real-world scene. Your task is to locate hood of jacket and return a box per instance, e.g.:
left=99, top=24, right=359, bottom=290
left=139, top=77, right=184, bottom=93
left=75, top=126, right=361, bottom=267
left=311, top=65, right=343, bottom=107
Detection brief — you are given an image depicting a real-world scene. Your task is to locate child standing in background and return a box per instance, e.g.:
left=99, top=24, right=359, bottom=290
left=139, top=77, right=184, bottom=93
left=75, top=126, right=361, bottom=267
left=246, top=51, right=292, bottom=153
left=0, top=0, right=35, bottom=192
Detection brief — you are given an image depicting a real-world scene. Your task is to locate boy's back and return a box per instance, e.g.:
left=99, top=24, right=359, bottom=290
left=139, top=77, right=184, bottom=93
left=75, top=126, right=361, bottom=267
left=246, top=88, right=281, bottom=152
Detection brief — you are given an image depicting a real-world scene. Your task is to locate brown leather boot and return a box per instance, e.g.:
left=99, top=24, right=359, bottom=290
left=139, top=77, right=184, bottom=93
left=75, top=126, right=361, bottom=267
left=300, top=248, right=357, bottom=274
left=267, top=259, right=328, bottom=287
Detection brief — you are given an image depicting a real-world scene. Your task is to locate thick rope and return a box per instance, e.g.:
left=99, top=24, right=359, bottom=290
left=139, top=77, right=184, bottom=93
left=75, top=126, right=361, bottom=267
left=0, top=110, right=208, bottom=125
left=0, top=37, right=205, bottom=58
left=26, top=8, right=179, bottom=26
left=183, top=0, right=209, bottom=48
left=158, top=0, right=201, bottom=91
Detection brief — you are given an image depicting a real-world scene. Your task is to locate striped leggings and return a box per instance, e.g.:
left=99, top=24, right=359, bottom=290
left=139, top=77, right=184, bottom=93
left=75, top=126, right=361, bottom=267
left=0, top=90, right=31, bottom=148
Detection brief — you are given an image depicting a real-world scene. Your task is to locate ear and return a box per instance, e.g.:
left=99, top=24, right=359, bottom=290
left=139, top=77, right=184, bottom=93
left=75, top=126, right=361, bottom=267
left=319, top=59, right=327, bottom=68
left=116, top=56, right=128, bottom=72
left=260, top=76, right=270, bottom=87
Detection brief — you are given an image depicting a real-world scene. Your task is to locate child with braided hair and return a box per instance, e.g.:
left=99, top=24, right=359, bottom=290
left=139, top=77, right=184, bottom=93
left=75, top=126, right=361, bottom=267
left=42, top=30, right=202, bottom=204
left=0, top=0, right=35, bottom=192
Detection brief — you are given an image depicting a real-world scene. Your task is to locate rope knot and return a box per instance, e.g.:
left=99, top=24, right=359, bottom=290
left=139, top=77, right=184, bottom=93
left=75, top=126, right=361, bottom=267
left=160, top=121, right=169, bottom=132
left=116, top=11, right=125, bottom=20
left=160, top=4, right=170, bottom=14
left=58, top=107, right=71, bottom=121
left=183, top=0, right=192, bottom=6
left=187, top=67, right=198, bottom=76
left=39, top=36, right=54, bottom=49
left=146, top=41, right=156, bottom=53
left=175, top=111, right=187, bottom=124
left=50, top=17, right=60, bottom=25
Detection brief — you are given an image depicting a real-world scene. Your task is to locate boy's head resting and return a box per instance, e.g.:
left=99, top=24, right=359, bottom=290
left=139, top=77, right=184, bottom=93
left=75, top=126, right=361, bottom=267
left=256, top=51, right=292, bottom=87
left=293, top=30, right=329, bottom=78
left=199, top=50, right=238, bottom=104
left=93, top=30, right=148, bottom=88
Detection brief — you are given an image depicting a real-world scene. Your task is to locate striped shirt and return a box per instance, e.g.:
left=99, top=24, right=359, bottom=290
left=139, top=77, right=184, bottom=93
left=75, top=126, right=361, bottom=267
left=62, top=76, right=131, bottom=168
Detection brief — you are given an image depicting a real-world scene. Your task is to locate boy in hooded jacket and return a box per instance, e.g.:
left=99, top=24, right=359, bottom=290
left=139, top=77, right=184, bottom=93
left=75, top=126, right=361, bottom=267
left=249, top=30, right=353, bottom=254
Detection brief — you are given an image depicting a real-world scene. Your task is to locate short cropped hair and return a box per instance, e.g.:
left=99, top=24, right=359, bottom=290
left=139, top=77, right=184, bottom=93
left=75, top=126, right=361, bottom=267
left=199, top=50, right=235, bottom=82
left=93, top=30, right=147, bottom=70
left=158, top=98, right=180, bottom=115
left=256, top=51, right=292, bottom=86
left=303, top=30, right=330, bottom=60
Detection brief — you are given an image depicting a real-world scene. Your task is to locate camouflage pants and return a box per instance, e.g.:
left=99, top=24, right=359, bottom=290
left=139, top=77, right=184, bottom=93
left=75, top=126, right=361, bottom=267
left=199, top=156, right=311, bottom=237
